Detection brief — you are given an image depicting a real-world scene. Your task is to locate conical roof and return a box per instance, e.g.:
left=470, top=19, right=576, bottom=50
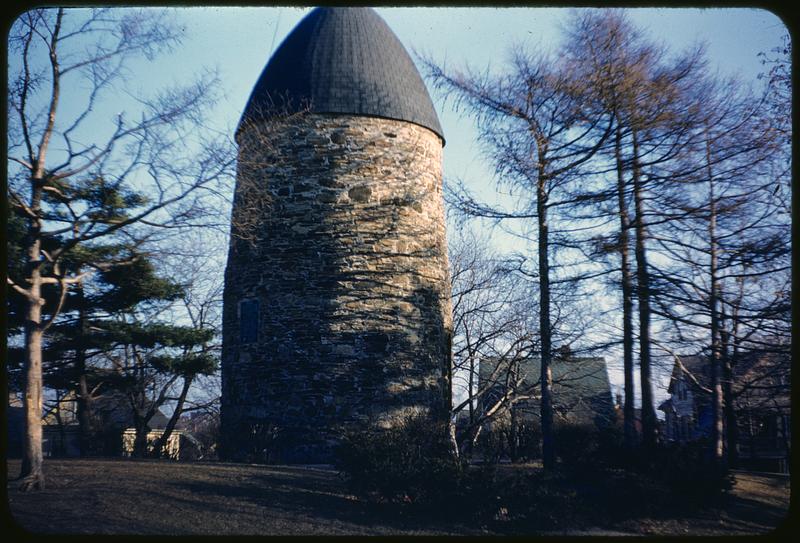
left=238, top=7, right=444, bottom=142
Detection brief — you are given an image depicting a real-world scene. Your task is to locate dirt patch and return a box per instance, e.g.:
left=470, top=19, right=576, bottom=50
left=5, top=459, right=790, bottom=536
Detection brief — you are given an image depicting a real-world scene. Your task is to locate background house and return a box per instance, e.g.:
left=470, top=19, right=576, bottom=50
left=121, top=427, right=202, bottom=460
left=478, top=351, right=616, bottom=430
left=7, top=390, right=200, bottom=460
left=658, top=350, right=790, bottom=473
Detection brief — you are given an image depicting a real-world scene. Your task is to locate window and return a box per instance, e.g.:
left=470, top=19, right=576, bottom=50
left=239, top=298, right=259, bottom=344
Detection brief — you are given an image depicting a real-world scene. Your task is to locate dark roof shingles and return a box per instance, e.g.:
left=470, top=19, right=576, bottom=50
left=240, top=7, right=444, bottom=141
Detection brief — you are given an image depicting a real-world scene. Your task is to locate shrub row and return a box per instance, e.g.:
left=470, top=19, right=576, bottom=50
left=335, top=414, right=733, bottom=530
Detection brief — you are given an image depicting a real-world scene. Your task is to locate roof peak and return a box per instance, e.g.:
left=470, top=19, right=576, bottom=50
left=238, top=7, right=444, bottom=142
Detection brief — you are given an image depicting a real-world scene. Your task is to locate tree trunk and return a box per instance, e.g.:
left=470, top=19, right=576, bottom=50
left=630, top=128, right=658, bottom=450
left=464, top=352, right=476, bottom=459
left=509, top=403, right=519, bottom=463
left=21, top=288, right=45, bottom=489
left=75, top=283, right=93, bottom=456
left=722, top=357, right=738, bottom=467
left=154, top=375, right=193, bottom=459
left=77, top=374, right=92, bottom=455
left=719, top=309, right=739, bottom=468
left=707, top=138, right=725, bottom=465
left=53, top=392, right=65, bottom=456
left=614, top=122, right=637, bottom=451
left=448, top=417, right=460, bottom=461
left=133, top=418, right=149, bottom=458
left=468, top=354, right=475, bottom=426
left=20, top=199, right=45, bottom=490
left=537, top=173, right=556, bottom=470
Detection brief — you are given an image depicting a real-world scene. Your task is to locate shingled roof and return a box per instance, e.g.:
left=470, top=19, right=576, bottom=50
left=238, top=7, right=444, bottom=142
left=668, top=349, right=790, bottom=402
left=478, top=356, right=616, bottom=427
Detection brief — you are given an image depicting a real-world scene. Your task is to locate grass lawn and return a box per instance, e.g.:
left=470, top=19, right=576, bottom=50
left=5, top=458, right=792, bottom=536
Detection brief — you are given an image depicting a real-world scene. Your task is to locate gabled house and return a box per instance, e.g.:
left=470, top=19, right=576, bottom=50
left=477, top=351, right=616, bottom=430
left=658, top=355, right=710, bottom=443
left=658, top=349, right=790, bottom=473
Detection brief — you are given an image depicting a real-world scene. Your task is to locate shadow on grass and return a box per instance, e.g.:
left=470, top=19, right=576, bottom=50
left=167, top=465, right=463, bottom=534
left=725, top=494, right=792, bottom=530
left=6, top=459, right=790, bottom=536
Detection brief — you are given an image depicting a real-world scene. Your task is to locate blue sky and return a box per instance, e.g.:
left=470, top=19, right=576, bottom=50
left=10, top=5, right=786, bottom=231
left=155, top=6, right=786, bottom=184
left=15, top=6, right=783, bottom=222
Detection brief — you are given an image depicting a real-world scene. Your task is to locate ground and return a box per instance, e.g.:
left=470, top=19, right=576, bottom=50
left=5, top=459, right=792, bottom=536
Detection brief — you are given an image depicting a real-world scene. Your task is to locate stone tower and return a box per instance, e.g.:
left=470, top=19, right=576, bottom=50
left=221, top=7, right=452, bottom=463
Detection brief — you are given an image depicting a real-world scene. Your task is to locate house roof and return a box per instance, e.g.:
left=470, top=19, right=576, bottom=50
left=667, top=354, right=711, bottom=394
left=657, top=398, right=674, bottom=412
left=478, top=355, right=615, bottom=425
left=238, top=7, right=444, bottom=142
left=667, top=349, right=789, bottom=395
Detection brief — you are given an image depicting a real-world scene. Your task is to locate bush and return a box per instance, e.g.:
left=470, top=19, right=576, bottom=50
left=475, top=422, right=508, bottom=464
left=553, top=423, right=625, bottom=470
left=642, top=441, right=734, bottom=501
left=508, top=421, right=542, bottom=462
left=335, top=414, right=465, bottom=507
left=338, top=416, right=732, bottom=530
left=475, top=420, right=542, bottom=463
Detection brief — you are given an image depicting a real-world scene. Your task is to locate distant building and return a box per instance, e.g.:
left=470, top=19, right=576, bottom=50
left=6, top=393, right=25, bottom=457
left=121, top=428, right=202, bottom=461
left=477, top=351, right=616, bottom=430
left=7, top=390, right=200, bottom=460
left=658, top=350, right=790, bottom=472
left=7, top=392, right=84, bottom=458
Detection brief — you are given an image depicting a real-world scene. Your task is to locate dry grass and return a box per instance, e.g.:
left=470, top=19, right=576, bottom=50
left=610, top=470, right=792, bottom=536
left=5, top=459, right=791, bottom=536
left=6, top=458, right=480, bottom=535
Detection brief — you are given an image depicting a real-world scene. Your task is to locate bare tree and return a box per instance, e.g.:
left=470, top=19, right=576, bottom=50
left=560, top=9, right=713, bottom=450
left=650, top=74, right=790, bottom=466
left=425, top=42, right=613, bottom=468
left=757, top=33, right=791, bottom=216
left=559, top=9, right=650, bottom=450
left=6, top=8, right=235, bottom=489
left=447, top=226, right=539, bottom=457
left=152, top=244, right=224, bottom=458
left=229, top=104, right=311, bottom=247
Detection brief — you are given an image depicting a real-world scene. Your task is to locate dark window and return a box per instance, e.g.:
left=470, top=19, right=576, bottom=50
left=240, top=299, right=259, bottom=344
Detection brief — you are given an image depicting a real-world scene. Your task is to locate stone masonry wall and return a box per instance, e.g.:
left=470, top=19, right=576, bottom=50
left=221, top=114, right=452, bottom=463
